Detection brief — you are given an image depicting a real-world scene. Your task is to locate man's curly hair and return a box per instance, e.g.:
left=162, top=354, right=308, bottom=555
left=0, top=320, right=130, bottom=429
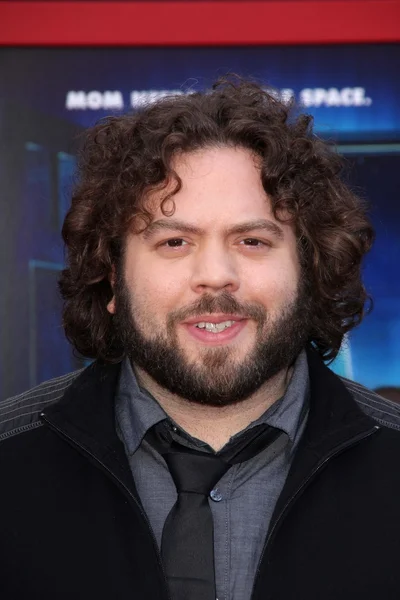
left=59, top=77, right=374, bottom=363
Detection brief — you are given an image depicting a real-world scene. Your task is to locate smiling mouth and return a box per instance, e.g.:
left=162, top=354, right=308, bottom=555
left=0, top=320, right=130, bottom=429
left=194, top=320, right=236, bottom=333
left=182, top=315, right=247, bottom=344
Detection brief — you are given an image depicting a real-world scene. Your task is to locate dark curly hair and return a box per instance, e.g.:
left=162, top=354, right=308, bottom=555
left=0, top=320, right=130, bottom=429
left=59, top=77, right=374, bottom=363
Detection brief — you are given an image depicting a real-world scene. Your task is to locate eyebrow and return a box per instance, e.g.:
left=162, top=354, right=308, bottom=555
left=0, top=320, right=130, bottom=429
left=142, top=218, right=284, bottom=241
left=229, top=219, right=284, bottom=240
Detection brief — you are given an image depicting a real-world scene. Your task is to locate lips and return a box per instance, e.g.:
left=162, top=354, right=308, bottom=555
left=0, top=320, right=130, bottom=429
left=183, top=314, right=246, bottom=325
left=182, top=315, right=248, bottom=345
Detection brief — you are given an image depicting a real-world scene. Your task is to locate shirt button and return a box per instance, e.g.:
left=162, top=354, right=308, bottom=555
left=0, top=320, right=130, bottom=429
left=210, top=488, right=223, bottom=502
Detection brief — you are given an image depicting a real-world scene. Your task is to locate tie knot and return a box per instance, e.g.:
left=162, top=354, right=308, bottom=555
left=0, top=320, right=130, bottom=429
left=145, top=420, right=281, bottom=498
left=164, top=450, right=229, bottom=495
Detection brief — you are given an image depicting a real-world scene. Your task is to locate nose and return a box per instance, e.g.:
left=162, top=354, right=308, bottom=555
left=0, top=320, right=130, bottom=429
left=189, top=241, right=240, bottom=294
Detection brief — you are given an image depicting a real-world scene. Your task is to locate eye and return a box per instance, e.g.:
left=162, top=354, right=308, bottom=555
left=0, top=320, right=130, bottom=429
left=240, top=238, right=268, bottom=247
left=162, top=238, right=188, bottom=248
left=156, top=238, right=191, bottom=255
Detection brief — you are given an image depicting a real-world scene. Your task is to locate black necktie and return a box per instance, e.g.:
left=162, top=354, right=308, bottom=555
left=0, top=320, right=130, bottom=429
left=146, top=422, right=280, bottom=600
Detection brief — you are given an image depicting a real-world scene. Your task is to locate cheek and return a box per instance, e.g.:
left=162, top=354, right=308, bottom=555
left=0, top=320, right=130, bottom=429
left=245, top=262, right=299, bottom=307
left=126, top=263, right=187, bottom=321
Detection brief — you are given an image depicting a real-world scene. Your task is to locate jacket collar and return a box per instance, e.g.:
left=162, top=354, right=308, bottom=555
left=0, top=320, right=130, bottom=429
left=305, top=347, right=376, bottom=451
left=42, top=360, right=135, bottom=492
left=42, top=349, right=377, bottom=497
left=269, top=348, right=378, bottom=524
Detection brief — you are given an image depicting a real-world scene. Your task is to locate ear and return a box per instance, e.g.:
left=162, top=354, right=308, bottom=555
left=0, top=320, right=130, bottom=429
left=106, top=266, right=116, bottom=315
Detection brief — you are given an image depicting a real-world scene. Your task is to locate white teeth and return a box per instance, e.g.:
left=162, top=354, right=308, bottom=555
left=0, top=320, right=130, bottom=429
left=195, top=320, right=235, bottom=333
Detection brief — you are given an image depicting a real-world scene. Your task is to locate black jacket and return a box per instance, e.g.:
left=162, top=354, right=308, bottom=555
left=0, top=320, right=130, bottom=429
left=1, top=351, right=400, bottom=600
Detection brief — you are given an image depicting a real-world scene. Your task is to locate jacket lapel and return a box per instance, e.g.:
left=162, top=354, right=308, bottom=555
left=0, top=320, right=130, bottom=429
left=41, top=360, right=137, bottom=496
left=270, top=348, right=378, bottom=530
left=42, top=350, right=379, bottom=534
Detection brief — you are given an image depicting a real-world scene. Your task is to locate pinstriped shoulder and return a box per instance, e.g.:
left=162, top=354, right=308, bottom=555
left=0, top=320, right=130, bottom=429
left=341, top=376, right=400, bottom=431
left=0, top=370, right=83, bottom=441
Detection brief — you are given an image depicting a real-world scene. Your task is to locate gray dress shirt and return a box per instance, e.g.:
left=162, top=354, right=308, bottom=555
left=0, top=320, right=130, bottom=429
left=115, top=351, right=309, bottom=600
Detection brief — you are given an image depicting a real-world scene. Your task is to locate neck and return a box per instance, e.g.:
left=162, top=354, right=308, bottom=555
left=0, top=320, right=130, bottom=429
left=134, top=366, right=293, bottom=451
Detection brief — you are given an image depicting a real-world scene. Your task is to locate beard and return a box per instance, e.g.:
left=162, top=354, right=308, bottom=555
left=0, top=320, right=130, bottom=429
left=112, top=274, right=312, bottom=407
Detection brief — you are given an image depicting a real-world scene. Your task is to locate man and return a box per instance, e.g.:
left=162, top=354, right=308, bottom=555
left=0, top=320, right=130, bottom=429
left=1, top=78, right=400, bottom=600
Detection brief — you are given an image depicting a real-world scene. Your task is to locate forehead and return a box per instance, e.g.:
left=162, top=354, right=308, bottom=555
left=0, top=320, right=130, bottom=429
left=146, top=146, right=277, bottom=225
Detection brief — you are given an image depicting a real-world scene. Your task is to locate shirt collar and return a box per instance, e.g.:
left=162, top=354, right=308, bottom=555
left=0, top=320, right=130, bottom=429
left=115, top=349, right=309, bottom=457
left=115, top=358, right=167, bottom=456
left=250, top=349, right=309, bottom=444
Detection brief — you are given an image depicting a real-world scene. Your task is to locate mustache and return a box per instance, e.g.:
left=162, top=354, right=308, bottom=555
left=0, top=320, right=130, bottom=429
left=167, top=292, right=267, bottom=326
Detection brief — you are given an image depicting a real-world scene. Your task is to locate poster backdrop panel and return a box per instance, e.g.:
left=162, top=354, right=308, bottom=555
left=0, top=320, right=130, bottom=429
left=0, top=45, right=399, bottom=398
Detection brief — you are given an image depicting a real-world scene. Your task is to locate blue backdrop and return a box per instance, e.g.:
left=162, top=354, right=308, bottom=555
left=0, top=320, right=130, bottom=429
left=0, top=44, right=399, bottom=398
